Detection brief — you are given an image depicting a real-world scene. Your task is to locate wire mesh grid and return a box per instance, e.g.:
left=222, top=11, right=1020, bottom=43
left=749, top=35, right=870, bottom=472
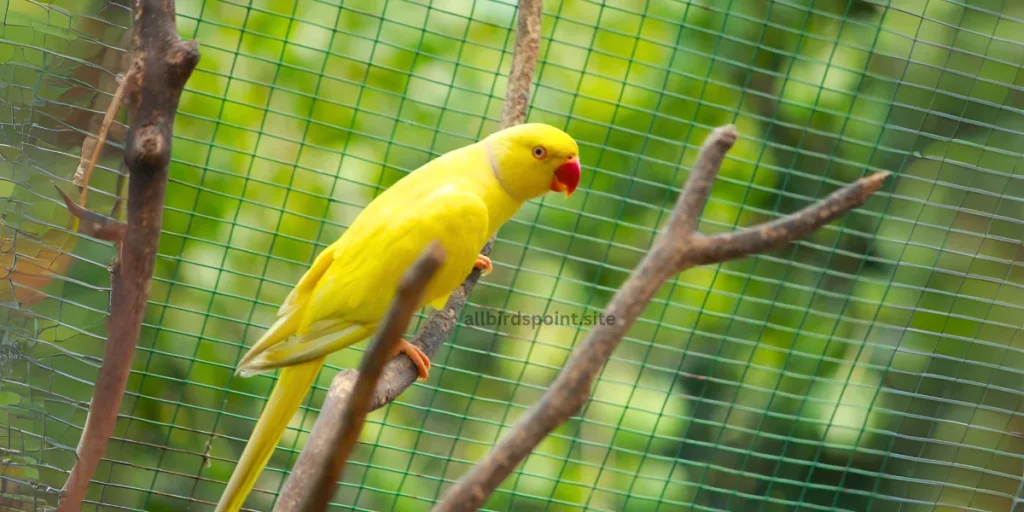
left=1, top=0, right=1022, bottom=510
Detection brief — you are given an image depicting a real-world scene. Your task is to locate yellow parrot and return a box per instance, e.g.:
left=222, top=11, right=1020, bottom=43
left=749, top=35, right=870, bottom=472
left=216, top=123, right=581, bottom=511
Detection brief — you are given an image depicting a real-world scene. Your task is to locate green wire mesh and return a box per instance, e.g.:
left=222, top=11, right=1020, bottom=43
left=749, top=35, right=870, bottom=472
left=1, top=0, right=1022, bottom=510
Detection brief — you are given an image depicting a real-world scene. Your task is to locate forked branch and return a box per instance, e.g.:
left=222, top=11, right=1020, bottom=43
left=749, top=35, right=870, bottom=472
left=57, top=0, right=199, bottom=510
left=432, top=125, right=891, bottom=511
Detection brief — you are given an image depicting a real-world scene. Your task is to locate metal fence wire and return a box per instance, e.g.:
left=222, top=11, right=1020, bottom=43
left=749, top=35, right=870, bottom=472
left=2, top=0, right=1023, bottom=510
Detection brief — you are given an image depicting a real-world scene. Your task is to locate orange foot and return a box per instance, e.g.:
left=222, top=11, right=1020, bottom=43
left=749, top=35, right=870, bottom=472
left=392, top=338, right=431, bottom=380
left=474, top=254, right=492, bottom=276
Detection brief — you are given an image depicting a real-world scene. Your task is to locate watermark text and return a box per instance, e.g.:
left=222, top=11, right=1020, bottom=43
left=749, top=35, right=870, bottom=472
left=463, top=310, right=615, bottom=328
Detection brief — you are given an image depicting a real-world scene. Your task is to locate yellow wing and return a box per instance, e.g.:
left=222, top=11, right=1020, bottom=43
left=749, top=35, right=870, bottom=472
left=237, top=185, right=489, bottom=374
left=301, top=184, right=490, bottom=329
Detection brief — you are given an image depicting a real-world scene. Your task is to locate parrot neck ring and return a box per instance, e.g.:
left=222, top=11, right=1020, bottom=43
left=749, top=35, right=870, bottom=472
left=485, top=138, right=518, bottom=201
left=551, top=155, right=581, bottom=198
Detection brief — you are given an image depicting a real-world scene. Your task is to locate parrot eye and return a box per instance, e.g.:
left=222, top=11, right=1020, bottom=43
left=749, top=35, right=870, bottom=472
left=532, top=146, right=547, bottom=159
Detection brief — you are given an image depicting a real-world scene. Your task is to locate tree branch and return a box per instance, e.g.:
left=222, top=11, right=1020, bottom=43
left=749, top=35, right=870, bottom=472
left=686, top=171, right=889, bottom=267
left=432, top=125, right=891, bottom=512
left=75, top=69, right=133, bottom=208
left=274, top=243, right=447, bottom=512
left=671, top=125, right=738, bottom=237
left=308, top=0, right=544, bottom=419
left=499, top=0, right=543, bottom=129
left=52, top=183, right=127, bottom=245
left=57, top=1, right=198, bottom=510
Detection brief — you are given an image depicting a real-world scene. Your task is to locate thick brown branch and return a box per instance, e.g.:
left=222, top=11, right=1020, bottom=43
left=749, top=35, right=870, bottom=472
left=312, top=0, right=544, bottom=420
left=274, top=244, right=446, bottom=512
left=433, top=127, right=890, bottom=512
left=57, top=1, right=198, bottom=510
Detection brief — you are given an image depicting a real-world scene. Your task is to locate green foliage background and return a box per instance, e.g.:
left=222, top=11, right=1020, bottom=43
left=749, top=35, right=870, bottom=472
left=1, top=0, right=1022, bottom=511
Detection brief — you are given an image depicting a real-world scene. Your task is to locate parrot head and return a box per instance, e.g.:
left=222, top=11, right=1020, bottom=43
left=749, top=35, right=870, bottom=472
left=486, top=123, right=581, bottom=201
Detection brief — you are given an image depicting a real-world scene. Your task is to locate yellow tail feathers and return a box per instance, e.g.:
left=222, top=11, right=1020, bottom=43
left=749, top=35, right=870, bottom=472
left=215, top=357, right=325, bottom=512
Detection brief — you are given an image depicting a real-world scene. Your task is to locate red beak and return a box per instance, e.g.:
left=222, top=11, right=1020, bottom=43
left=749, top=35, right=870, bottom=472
left=550, top=156, right=581, bottom=198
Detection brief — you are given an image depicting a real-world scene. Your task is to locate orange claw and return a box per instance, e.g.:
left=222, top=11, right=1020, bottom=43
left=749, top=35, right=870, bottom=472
left=392, top=338, right=430, bottom=380
left=474, top=254, right=492, bottom=276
